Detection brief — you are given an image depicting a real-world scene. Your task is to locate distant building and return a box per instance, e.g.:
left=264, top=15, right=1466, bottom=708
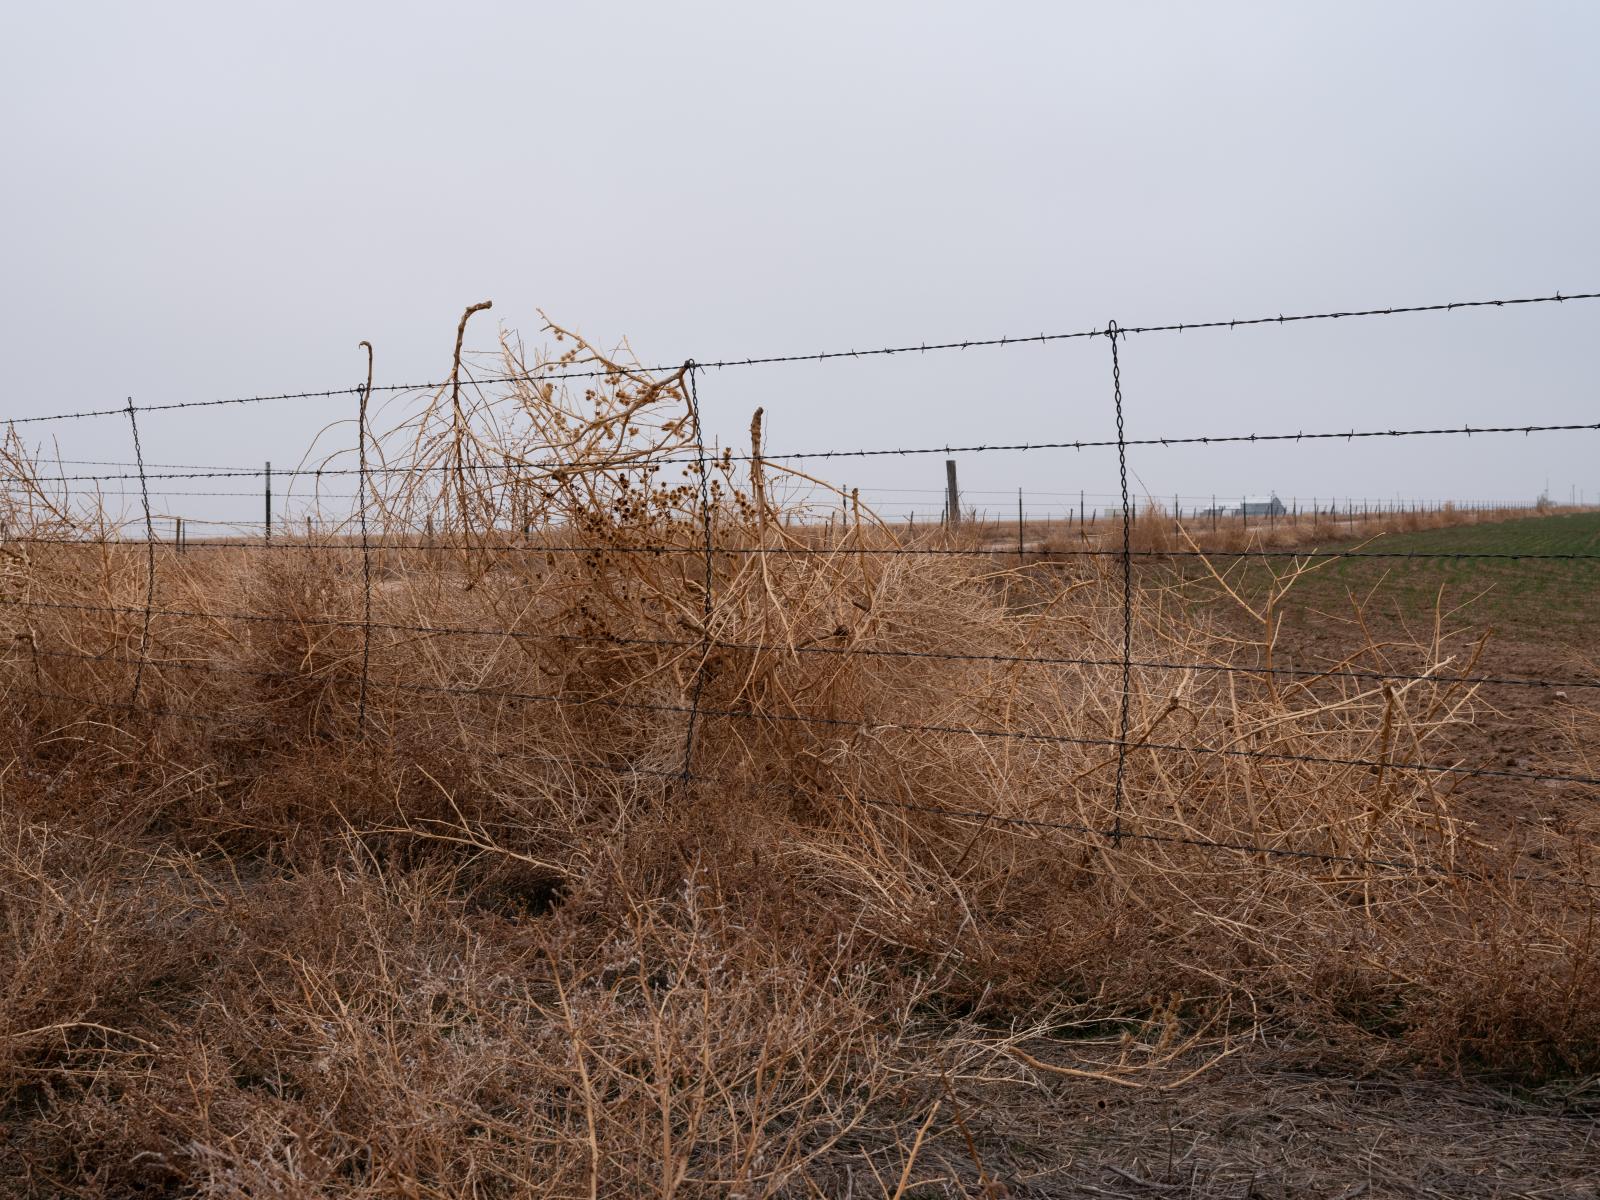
left=1110, top=494, right=1288, bottom=519
left=1239, top=494, right=1286, bottom=517
left=1196, top=494, right=1287, bottom=518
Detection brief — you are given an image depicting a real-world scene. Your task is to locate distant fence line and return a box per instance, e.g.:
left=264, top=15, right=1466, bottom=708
left=4, top=485, right=1572, bottom=537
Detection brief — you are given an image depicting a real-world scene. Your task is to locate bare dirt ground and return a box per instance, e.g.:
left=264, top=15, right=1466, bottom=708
left=1262, top=600, right=1600, bottom=857
left=915, top=1048, right=1600, bottom=1199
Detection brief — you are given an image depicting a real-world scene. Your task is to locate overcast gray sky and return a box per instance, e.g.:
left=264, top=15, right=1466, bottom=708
left=3, top=2, right=1597, bottom=528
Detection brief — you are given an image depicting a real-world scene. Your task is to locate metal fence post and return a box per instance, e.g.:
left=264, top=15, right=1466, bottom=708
left=1106, top=319, right=1132, bottom=847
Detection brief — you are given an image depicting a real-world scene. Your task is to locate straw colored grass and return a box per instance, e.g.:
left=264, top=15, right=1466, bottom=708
left=1, top=312, right=1596, bottom=1196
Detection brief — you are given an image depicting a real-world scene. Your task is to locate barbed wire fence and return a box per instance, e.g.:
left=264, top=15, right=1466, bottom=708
left=3, top=288, right=1598, bottom=892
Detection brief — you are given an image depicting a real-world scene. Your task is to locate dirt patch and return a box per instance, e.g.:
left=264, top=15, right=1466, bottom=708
left=1262, top=601, right=1600, bottom=856
left=913, top=1050, right=1600, bottom=1199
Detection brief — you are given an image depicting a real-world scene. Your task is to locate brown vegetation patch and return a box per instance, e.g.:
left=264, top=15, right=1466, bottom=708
left=1, top=315, right=1596, bottom=1196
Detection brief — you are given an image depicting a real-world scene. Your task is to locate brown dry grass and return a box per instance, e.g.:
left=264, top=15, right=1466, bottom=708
left=1, top=314, right=1597, bottom=1197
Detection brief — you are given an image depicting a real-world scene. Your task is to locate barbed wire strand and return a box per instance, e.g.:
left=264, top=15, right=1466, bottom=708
left=11, top=533, right=1600, bottom=563
left=861, top=799, right=1598, bottom=891
left=5, top=671, right=1594, bottom=892
left=6, top=679, right=678, bottom=787
left=16, top=606, right=1598, bottom=787
left=20, top=417, right=1600, bottom=484
left=5, top=481, right=1572, bottom=514
left=8, top=593, right=1599, bottom=696
left=13, top=464, right=1571, bottom=510
left=19, top=648, right=1600, bottom=789
left=6, top=289, right=1597, bottom=429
